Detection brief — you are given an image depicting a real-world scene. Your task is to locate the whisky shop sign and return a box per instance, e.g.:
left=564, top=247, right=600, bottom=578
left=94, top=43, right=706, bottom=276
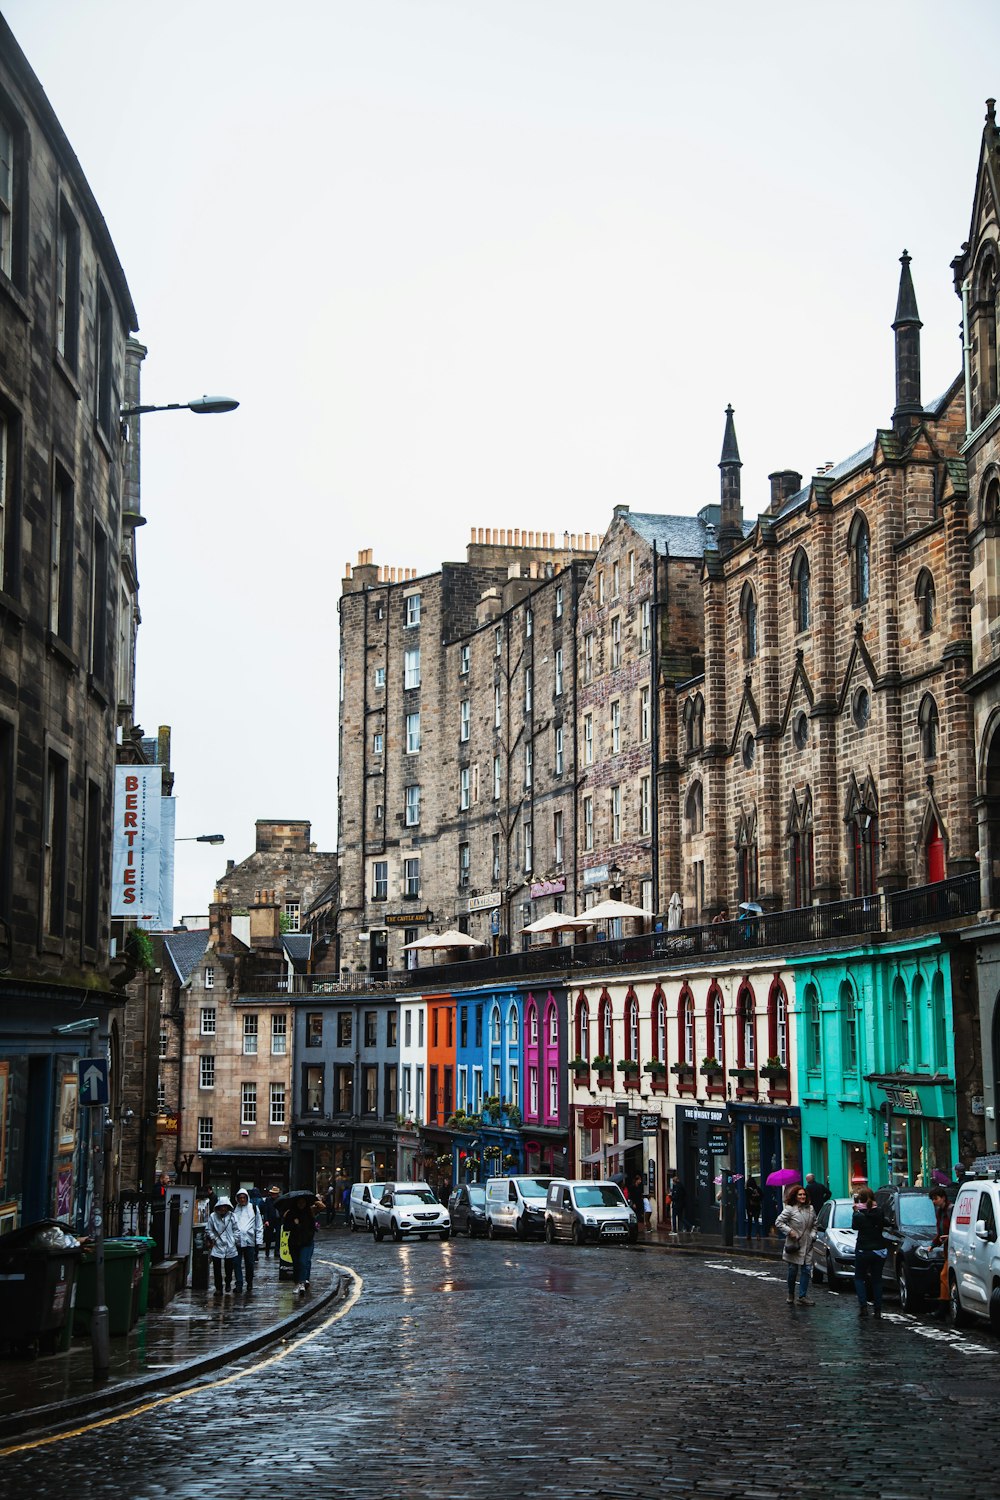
left=385, top=910, right=434, bottom=926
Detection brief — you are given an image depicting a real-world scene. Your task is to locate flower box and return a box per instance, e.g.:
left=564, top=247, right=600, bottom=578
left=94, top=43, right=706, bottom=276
left=760, top=1066, right=789, bottom=1082
left=728, top=1067, right=757, bottom=1082
left=670, top=1062, right=695, bottom=1076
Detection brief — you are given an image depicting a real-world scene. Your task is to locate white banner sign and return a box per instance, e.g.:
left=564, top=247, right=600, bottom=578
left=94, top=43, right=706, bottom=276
left=111, top=766, right=162, bottom=918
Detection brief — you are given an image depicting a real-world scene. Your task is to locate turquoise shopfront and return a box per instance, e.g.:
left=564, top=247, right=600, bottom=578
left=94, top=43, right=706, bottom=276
left=788, top=935, right=960, bottom=1197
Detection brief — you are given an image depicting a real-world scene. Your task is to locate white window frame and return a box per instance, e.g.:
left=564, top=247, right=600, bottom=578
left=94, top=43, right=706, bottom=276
left=524, top=820, right=533, bottom=873
left=548, top=1066, right=559, bottom=1116
left=611, top=615, right=622, bottom=668
left=524, top=665, right=533, bottom=713
left=269, top=1082, right=286, bottom=1125
left=460, top=699, right=470, bottom=742
left=197, top=1116, right=213, bottom=1152
left=243, top=1014, right=259, bottom=1055
left=200, top=1007, right=216, bottom=1036
left=374, top=666, right=386, bottom=689
left=204, top=965, right=215, bottom=990
left=404, top=648, right=421, bottom=690
left=611, top=785, right=621, bottom=843
left=493, top=754, right=501, bottom=800
left=241, top=1082, right=257, bottom=1126
left=372, top=860, right=388, bottom=899
left=555, top=585, right=563, bottom=618
left=405, top=784, right=421, bottom=826
left=554, top=810, right=564, bottom=866
left=640, top=600, right=651, bottom=654
left=406, top=711, right=421, bottom=754
left=283, top=901, right=300, bottom=932
left=584, top=795, right=594, bottom=851
left=524, top=742, right=532, bottom=789
left=640, top=685, right=650, bottom=742
left=529, top=1065, right=539, bottom=1115
left=271, top=1014, right=287, bottom=1055
left=405, top=593, right=421, bottom=628
left=555, top=648, right=563, bottom=696
left=584, top=632, right=594, bottom=684
left=583, top=714, right=593, bottom=766
left=639, top=775, right=651, bottom=836
left=199, top=1055, right=215, bottom=1090
left=555, top=725, right=564, bottom=776
left=404, top=857, right=420, bottom=897
left=611, top=699, right=621, bottom=754
left=460, top=766, right=471, bottom=810
left=460, top=644, right=470, bottom=675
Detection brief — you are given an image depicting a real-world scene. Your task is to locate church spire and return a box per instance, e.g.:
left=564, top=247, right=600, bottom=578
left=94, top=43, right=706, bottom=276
left=718, top=404, right=743, bottom=553
left=892, top=250, right=923, bottom=434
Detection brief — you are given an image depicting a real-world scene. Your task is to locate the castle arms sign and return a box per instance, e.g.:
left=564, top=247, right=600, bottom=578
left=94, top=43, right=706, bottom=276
left=111, top=766, right=162, bottom=918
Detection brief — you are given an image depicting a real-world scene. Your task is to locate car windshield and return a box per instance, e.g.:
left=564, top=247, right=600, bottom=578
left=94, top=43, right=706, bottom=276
left=397, top=1189, right=436, bottom=1206
left=468, top=1186, right=486, bottom=1205
left=518, top=1179, right=551, bottom=1200
left=897, top=1196, right=938, bottom=1229
left=830, top=1201, right=856, bottom=1229
left=573, top=1184, right=626, bottom=1209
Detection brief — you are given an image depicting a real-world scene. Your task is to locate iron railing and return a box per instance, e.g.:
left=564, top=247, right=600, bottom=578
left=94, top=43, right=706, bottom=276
left=235, top=874, right=981, bottom=998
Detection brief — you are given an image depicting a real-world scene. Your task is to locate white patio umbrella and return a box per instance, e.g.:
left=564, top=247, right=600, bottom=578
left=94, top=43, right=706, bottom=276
left=521, top=912, right=591, bottom=934
left=579, top=898, right=648, bottom=922
left=401, top=929, right=488, bottom=951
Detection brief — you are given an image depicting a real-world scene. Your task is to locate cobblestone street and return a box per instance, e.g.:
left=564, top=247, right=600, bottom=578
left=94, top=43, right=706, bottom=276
left=3, top=1231, right=998, bottom=1498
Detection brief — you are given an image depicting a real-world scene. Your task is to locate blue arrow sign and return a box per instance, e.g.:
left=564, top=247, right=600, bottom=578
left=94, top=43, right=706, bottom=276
left=78, top=1057, right=109, bottom=1106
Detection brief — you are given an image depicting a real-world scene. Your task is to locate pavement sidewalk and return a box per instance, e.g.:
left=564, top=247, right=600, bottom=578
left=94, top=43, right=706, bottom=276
left=0, top=1232, right=345, bottom=1443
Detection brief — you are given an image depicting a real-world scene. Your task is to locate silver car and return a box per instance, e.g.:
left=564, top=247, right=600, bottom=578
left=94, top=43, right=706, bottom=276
left=544, top=1178, right=638, bottom=1245
left=811, top=1197, right=857, bottom=1288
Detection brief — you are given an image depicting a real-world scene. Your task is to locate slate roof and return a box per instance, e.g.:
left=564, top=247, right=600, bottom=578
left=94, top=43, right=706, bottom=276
left=283, top=933, right=312, bottom=968
left=162, top=928, right=210, bottom=984
left=626, top=510, right=752, bottom=558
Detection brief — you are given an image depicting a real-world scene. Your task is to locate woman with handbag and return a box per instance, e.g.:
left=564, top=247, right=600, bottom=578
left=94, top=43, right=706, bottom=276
left=775, top=1183, right=818, bottom=1306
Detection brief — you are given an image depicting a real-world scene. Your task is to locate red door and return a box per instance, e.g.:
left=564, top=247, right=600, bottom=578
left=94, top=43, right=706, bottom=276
left=926, top=820, right=945, bottom=884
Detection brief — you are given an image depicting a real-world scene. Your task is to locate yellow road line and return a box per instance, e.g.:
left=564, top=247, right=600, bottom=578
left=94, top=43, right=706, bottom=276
left=0, top=1261, right=362, bottom=1459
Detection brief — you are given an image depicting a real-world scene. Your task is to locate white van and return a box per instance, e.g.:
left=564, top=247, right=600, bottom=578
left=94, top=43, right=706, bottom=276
left=484, top=1176, right=553, bottom=1239
left=348, top=1181, right=391, bottom=1231
left=947, top=1168, right=1000, bottom=1329
left=544, top=1178, right=638, bottom=1245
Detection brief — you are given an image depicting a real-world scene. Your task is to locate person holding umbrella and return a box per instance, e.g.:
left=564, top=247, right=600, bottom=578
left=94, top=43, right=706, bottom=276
left=280, top=1191, right=323, bottom=1296
left=775, top=1183, right=818, bottom=1306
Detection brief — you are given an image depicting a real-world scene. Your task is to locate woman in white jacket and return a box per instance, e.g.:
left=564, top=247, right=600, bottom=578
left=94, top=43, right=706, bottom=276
left=775, top=1184, right=818, bottom=1306
left=231, top=1188, right=264, bottom=1293
left=205, top=1197, right=239, bottom=1294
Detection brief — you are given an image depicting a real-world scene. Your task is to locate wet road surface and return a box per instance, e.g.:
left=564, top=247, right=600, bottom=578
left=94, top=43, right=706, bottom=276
left=4, top=1231, right=998, bottom=1498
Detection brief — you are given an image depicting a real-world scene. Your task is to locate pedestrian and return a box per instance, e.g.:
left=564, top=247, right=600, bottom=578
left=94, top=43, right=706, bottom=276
left=804, top=1172, right=831, bottom=1213
left=930, top=1184, right=952, bottom=1312
left=632, top=1174, right=645, bottom=1215
left=669, top=1174, right=687, bottom=1233
left=642, top=1193, right=652, bottom=1232
left=744, top=1176, right=763, bottom=1242
left=205, top=1196, right=238, bottom=1294
left=151, top=1171, right=171, bottom=1203
left=284, top=1195, right=322, bottom=1296
left=232, top=1188, right=264, bottom=1293
left=341, top=1181, right=351, bottom=1226
left=712, top=907, right=730, bottom=924
left=324, top=1182, right=337, bottom=1226
left=775, top=1184, right=818, bottom=1305
left=852, top=1187, right=888, bottom=1318
left=261, top=1186, right=282, bottom=1258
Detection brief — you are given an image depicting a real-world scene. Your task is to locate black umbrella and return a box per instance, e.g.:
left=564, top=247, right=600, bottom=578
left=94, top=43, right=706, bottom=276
left=275, top=1190, right=320, bottom=1211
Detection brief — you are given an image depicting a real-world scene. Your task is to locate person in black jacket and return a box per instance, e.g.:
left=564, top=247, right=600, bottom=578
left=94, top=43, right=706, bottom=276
left=852, top=1187, right=888, bottom=1318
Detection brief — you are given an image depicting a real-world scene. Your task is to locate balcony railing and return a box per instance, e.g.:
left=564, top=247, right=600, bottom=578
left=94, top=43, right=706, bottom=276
left=235, top=874, right=980, bottom=997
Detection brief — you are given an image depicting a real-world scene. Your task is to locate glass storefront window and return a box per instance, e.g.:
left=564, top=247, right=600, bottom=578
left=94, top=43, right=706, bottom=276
left=847, top=1141, right=868, bottom=1188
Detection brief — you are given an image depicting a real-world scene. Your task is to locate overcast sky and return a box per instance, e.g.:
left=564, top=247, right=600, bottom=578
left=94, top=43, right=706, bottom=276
left=5, top=1, right=998, bottom=924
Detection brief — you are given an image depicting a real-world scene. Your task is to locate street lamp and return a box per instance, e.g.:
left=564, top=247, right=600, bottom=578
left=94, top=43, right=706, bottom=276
left=609, top=861, right=624, bottom=899
left=120, top=394, right=239, bottom=421
left=175, top=834, right=225, bottom=845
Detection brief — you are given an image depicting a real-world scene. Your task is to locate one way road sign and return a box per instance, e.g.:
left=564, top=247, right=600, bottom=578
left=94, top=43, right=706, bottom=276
left=78, top=1057, right=109, bottom=1107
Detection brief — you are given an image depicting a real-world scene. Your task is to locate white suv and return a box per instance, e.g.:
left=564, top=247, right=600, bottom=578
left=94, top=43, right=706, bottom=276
left=371, top=1185, right=451, bottom=1243
left=948, top=1168, right=1000, bottom=1331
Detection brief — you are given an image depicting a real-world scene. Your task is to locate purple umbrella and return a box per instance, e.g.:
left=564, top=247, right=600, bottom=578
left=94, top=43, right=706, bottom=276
left=765, top=1168, right=801, bottom=1187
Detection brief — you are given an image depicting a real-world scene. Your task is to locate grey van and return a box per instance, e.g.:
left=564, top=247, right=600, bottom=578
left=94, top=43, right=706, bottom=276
left=544, top=1178, right=638, bottom=1245
left=485, top=1176, right=553, bottom=1239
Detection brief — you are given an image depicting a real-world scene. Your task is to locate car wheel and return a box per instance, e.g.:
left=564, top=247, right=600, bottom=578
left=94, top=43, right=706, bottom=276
left=372, top=1221, right=383, bottom=1242
left=990, top=1284, right=1000, bottom=1334
left=348, top=1216, right=356, bottom=1232
left=391, top=1222, right=403, bottom=1243
left=571, top=1221, right=584, bottom=1246
left=439, top=1229, right=450, bottom=1241
left=812, top=1259, right=824, bottom=1285
left=465, top=1219, right=474, bottom=1237
left=897, top=1260, right=920, bottom=1313
left=515, top=1216, right=527, bottom=1241
left=488, top=1220, right=496, bottom=1240
left=949, top=1274, right=970, bottom=1328
left=544, top=1218, right=555, bottom=1244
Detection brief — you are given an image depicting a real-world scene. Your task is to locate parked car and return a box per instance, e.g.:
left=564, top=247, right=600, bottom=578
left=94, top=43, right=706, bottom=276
left=485, top=1176, right=553, bottom=1239
left=811, top=1197, right=858, bottom=1289
left=544, top=1179, right=638, bottom=1245
left=947, top=1171, right=1000, bottom=1330
left=875, top=1186, right=946, bottom=1312
left=348, top=1181, right=391, bottom=1231
left=448, top=1183, right=488, bottom=1237
left=371, top=1185, right=451, bottom=1243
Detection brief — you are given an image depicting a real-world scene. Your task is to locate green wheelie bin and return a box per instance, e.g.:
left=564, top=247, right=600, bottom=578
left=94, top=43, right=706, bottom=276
left=74, top=1240, right=143, bottom=1335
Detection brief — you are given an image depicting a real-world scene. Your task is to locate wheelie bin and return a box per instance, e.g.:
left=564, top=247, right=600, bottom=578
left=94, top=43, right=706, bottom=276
left=116, top=1235, right=156, bottom=1316
left=0, top=1220, right=83, bottom=1356
left=74, top=1239, right=143, bottom=1336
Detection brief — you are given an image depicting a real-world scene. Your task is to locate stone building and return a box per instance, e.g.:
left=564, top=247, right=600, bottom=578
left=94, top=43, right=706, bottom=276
left=677, top=257, right=975, bottom=923
left=954, top=98, right=1000, bottom=1152
left=337, top=530, right=601, bottom=970
left=576, top=504, right=728, bottom=920
left=0, top=17, right=139, bottom=1228
left=214, top=819, right=338, bottom=937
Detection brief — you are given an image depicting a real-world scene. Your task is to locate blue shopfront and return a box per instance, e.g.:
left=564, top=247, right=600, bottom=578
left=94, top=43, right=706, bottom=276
left=677, top=1102, right=801, bottom=1236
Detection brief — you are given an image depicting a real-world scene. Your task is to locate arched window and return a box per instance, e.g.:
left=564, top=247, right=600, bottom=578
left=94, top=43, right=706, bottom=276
left=509, top=1007, right=519, bottom=1044
left=839, top=980, right=858, bottom=1075
left=768, top=981, right=788, bottom=1068
left=911, top=974, right=926, bottom=1069
left=526, top=1003, right=537, bottom=1046
left=918, top=694, right=939, bottom=760
left=599, top=991, right=613, bottom=1060
left=790, top=548, right=811, bottom=632
left=575, top=993, right=590, bottom=1062
left=848, top=513, right=871, bottom=606
left=845, top=778, right=879, bottom=897
left=972, top=249, right=999, bottom=422
left=546, top=1000, right=558, bottom=1046
left=894, top=976, right=910, bottom=1070
left=625, top=990, right=639, bottom=1061
left=491, top=1005, right=501, bottom=1044
left=735, top=808, right=759, bottom=904
left=652, top=988, right=666, bottom=1062
left=737, top=985, right=756, bottom=1070
left=685, top=780, right=704, bottom=835
left=708, top=985, right=724, bottom=1066
left=787, top=788, right=814, bottom=908
left=983, top=474, right=1000, bottom=524
left=679, top=986, right=695, bottom=1067
left=740, top=582, right=758, bottom=660
left=804, top=982, right=821, bottom=1071
left=915, top=569, right=936, bottom=634
left=683, top=698, right=695, bottom=754
left=693, top=693, right=705, bottom=751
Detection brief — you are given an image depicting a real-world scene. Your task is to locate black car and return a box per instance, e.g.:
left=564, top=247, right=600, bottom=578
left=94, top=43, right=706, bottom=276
left=448, top=1183, right=488, bottom=1237
left=875, top=1187, right=946, bottom=1312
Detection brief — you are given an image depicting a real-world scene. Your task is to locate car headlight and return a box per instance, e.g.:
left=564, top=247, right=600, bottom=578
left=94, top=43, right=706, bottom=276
left=584, top=1216, right=597, bottom=1227
left=915, top=1245, right=930, bottom=1260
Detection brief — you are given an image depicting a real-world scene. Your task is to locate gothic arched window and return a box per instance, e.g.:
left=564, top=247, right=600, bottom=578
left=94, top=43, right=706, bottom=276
left=848, top=513, right=871, bottom=606
left=790, top=547, right=811, bottom=632
left=918, top=694, right=939, bottom=760
left=915, top=568, right=935, bottom=634
left=685, top=780, right=704, bottom=835
left=740, top=582, right=758, bottom=660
